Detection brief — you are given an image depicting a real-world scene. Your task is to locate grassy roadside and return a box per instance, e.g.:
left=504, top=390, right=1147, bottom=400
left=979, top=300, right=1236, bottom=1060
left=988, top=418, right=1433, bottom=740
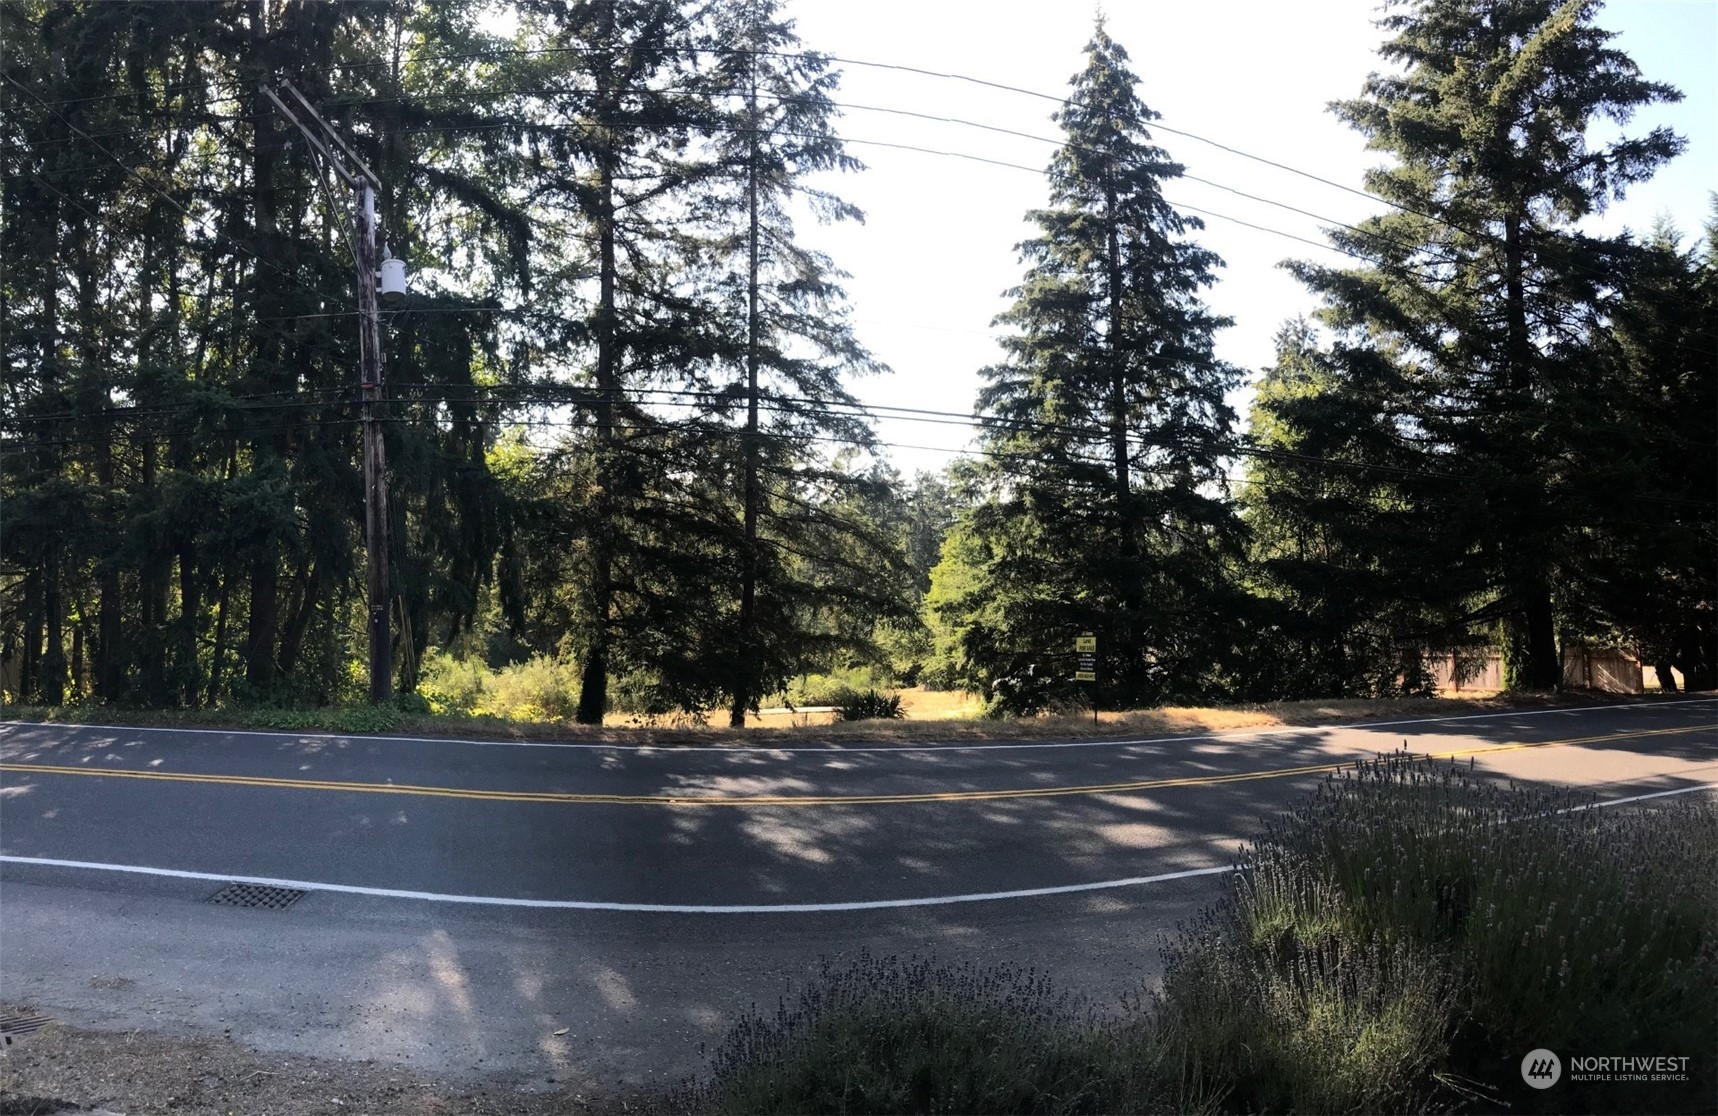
left=0, top=689, right=1673, bottom=748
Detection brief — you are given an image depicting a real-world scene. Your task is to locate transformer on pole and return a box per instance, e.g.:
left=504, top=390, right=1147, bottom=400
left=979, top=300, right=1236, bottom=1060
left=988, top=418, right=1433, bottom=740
left=261, top=80, right=406, bottom=705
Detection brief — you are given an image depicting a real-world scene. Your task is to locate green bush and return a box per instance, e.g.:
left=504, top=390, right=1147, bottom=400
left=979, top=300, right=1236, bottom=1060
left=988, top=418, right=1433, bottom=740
left=239, top=707, right=325, bottom=731
left=835, top=689, right=903, bottom=722
left=419, top=649, right=487, bottom=716
left=482, top=654, right=580, bottom=721
left=393, top=691, right=432, bottom=715
left=782, top=665, right=895, bottom=707
left=236, top=704, right=401, bottom=734
left=1154, top=755, right=1718, bottom=1114
left=330, top=704, right=401, bottom=734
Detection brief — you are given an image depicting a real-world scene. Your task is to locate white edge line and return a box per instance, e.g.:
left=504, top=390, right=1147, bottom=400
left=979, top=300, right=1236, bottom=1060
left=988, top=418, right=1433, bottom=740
left=1559, top=781, right=1718, bottom=813
left=5, top=784, right=1712, bottom=912
left=2, top=696, right=1712, bottom=756
left=0, top=857, right=1236, bottom=913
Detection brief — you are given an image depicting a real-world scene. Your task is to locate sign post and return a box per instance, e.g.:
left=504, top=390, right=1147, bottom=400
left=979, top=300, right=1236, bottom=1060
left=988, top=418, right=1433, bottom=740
left=1074, top=632, right=1098, bottom=726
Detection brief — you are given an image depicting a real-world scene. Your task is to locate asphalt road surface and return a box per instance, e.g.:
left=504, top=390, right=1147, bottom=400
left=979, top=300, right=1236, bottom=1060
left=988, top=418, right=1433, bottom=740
left=2, top=698, right=1714, bottom=1090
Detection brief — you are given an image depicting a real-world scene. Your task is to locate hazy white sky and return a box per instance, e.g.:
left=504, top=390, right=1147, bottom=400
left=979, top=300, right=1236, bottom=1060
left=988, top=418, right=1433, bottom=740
left=776, top=0, right=1718, bottom=476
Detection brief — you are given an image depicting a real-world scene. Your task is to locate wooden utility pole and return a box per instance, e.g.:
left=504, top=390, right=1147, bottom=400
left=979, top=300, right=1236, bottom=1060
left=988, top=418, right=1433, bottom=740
left=355, top=181, right=391, bottom=705
left=261, top=81, right=394, bottom=704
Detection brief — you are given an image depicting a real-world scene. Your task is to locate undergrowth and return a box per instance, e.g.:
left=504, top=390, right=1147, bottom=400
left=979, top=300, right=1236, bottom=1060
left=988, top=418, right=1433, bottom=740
left=682, top=754, right=1718, bottom=1114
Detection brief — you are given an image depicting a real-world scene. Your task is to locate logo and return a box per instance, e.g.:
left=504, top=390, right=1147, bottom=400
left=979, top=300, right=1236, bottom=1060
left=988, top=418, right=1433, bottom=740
left=1522, top=1049, right=1562, bottom=1089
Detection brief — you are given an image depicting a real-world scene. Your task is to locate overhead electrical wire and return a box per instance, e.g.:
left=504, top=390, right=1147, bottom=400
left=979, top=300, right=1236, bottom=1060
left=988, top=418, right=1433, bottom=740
left=9, top=379, right=1713, bottom=513
left=7, top=40, right=1710, bottom=458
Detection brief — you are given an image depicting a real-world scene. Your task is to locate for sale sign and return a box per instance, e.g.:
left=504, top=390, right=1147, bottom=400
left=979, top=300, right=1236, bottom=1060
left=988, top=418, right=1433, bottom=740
left=1074, top=632, right=1097, bottom=680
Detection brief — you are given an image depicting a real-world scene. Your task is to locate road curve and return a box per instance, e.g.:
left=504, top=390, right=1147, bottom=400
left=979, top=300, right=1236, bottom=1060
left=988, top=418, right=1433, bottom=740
left=1, top=699, right=1713, bottom=1089
left=1, top=698, right=1713, bottom=910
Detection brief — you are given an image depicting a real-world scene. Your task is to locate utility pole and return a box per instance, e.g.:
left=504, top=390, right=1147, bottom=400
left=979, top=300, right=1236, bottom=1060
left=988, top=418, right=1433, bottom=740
left=261, top=81, right=401, bottom=704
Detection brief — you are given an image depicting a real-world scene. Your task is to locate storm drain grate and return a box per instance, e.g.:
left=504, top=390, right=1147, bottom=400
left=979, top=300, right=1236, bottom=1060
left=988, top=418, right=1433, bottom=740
left=0, top=1010, right=53, bottom=1046
left=207, top=882, right=308, bottom=910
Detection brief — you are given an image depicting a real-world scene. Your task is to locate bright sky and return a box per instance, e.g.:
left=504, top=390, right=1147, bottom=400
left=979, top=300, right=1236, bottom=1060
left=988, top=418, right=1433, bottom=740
left=780, top=0, right=1718, bottom=477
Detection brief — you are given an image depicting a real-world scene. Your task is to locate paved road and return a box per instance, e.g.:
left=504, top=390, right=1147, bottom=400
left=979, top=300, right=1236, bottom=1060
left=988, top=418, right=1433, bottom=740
left=1, top=699, right=1713, bottom=1089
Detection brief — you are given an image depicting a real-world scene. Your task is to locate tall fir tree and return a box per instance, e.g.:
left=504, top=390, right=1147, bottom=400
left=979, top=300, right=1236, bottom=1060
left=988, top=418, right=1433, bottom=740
left=1559, top=212, right=1717, bottom=689
left=1240, top=320, right=1468, bottom=698
left=930, top=25, right=1243, bottom=711
left=1287, top=0, right=1685, bottom=689
left=692, top=0, right=903, bottom=725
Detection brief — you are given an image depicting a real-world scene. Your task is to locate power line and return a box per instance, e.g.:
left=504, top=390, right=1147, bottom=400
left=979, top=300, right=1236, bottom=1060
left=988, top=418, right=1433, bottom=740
left=18, top=380, right=1708, bottom=512
left=1, top=71, right=191, bottom=219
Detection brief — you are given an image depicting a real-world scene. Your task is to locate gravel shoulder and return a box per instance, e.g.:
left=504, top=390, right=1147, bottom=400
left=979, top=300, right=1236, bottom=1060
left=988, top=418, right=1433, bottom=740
left=0, top=1010, right=658, bottom=1116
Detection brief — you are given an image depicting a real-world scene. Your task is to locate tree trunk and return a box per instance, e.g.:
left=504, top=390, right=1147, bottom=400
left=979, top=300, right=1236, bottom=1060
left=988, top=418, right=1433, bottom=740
left=208, top=554, right=234, bottom=706
left=41, top=556, right=67, bottom=706
left=276, top=555, right=322, bottom=677
left=177, top=543, right=202, bottom=706
left=576, top=48, right=619, bottom=726
left=76, top=227, right=126, bottom=702
left=1501, top=578, right=1560, bottom=690
left=1103, top=170, right=1140, bottom=698
left=21, top=564, right=41, bottom=703
left=207, top=448, right=240, bottom=706
left=730, top=45, right=763, bottom=729
left=1498, top=211, right=1560, bottom=690
left=244, top=2, right=282, bottom=693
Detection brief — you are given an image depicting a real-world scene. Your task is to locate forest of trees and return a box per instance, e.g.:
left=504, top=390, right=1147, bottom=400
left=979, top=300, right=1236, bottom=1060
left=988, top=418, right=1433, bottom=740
left=2, top=0, right=1713, bottom=720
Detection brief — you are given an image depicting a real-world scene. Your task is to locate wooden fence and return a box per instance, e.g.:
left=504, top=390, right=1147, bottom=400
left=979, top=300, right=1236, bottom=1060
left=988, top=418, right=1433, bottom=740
left=1427, top=650, right=1503, bottom=692
left=1423, top=644, right=1647, bottom=694
left=1561, top=643, right=1644, bottom=694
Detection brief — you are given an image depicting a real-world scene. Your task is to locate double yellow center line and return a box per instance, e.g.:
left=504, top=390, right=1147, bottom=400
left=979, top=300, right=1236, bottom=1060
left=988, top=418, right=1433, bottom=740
left=0, top=724, right=1705, bottom=807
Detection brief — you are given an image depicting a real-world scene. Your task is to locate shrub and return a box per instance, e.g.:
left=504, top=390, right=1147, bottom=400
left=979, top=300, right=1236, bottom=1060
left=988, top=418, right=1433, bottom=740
left=683, top=953, right=1142, bottom=1115
left=392, top=691, right=431, bottom=715
left=418, top=650, right=486, bottom=716
left=835, top=689, right=903, bottom=722
left=237, top=704, right=401, bottom=734
left=330, top=704, right=400, bottom=734
left=239, top=707, right=325, bottom=731
left=783, top=666, right=895, bottom=707
left=482, top=654, right=580, bottom=721
left=1155, top=754, right=1718, bottom=1114
left=683, top=753, right=1717, bottom=1115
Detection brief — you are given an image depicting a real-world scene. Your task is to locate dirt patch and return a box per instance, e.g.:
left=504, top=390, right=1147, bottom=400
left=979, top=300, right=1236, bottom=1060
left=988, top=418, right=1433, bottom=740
left=0, top=1010, right=663, bottom=1116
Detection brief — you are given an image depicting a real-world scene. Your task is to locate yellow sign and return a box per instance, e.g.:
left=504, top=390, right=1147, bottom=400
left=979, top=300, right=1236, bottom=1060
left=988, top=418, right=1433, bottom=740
left=1074, top=670, right=1096, bottom=681
left=1075, top=633, right=1097, bottom=652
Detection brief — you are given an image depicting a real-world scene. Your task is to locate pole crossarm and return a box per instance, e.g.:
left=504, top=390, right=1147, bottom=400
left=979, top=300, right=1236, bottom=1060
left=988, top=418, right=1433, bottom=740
left=279, top=81, right=382, bottom=190
left=259, top=84, right=360, bottom=188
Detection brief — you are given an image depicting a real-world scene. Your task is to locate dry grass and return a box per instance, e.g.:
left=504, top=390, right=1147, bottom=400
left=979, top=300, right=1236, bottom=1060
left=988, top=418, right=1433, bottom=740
left=1, top=689, right=1659, bottom=750
left=583, top=689, right=1640, bottom=746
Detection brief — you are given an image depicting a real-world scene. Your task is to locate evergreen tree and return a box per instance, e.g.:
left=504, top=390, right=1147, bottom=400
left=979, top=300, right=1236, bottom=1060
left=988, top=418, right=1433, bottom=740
left=692, top=0, right=901, bottom=725
left=1288, top=0, right=1685, bottom=689
left=1240, top=320, right=1466, bottom=697
left=1560, top=212, right=1717, bottom=689
left=932, top=25, right=1243, bottom=711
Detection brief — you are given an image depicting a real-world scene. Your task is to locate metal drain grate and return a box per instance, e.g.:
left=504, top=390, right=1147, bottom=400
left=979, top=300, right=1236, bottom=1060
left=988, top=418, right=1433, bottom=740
left=207, top=882, right=308, bottom=910
left=0, top=1011, right=53, bottom=1046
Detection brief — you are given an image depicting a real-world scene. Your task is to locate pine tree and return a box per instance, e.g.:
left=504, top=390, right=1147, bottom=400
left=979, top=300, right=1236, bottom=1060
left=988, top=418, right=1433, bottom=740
left=935, top=24, right=1243, bottom=711
left=1240, top=320, right=1466, bottom=697
left=692, top=0, right=901, bottom=726
left=1560, top=212, right=1717, bottom=689
left=1289, top=0, right=1685, bottom=689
